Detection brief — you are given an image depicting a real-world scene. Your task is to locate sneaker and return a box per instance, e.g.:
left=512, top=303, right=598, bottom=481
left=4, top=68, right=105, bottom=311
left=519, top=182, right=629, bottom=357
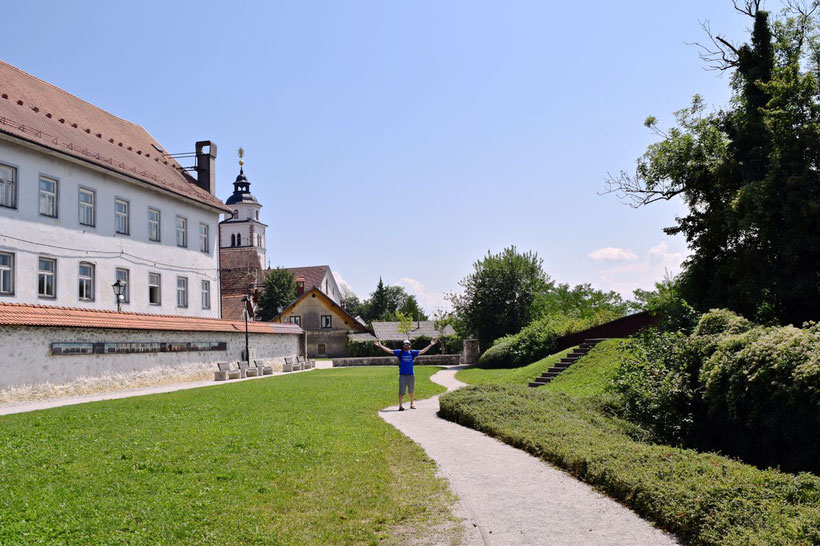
left=398, top=406, right=405, bottom=411
left=410, top=405, right=416, bottom=409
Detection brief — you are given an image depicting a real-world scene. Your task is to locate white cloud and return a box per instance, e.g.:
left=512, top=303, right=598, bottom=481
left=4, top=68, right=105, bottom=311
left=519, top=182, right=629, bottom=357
left=589, top=241, right=688, bottom=297
left=332, top=271, right=353, bottom=294
left=588, top=247, right=638, bottom=262
left=398, top=277, right=451, bottom=315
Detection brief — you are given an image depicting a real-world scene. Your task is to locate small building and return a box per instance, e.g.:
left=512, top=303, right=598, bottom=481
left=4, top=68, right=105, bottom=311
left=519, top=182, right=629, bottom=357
left=273, top=286, right=369, bottom=358
left=284, top=265, right=342, bottom=304
left=370, top=320, right=456, bottom=343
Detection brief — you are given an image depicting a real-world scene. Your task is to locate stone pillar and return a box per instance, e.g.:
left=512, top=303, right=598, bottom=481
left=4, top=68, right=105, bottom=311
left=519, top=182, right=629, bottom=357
left=461, top=339, right=479, bottom=365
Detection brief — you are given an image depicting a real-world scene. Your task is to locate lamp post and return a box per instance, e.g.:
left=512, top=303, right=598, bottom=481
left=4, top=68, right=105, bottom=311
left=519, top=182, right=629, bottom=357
left=241, top=295, right=250, bottom=363
left=111, top=279, right=125, bottom=312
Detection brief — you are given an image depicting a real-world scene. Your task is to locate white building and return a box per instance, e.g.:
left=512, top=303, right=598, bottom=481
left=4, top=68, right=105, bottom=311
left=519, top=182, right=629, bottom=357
left=0, top=60, right=231, bottom=317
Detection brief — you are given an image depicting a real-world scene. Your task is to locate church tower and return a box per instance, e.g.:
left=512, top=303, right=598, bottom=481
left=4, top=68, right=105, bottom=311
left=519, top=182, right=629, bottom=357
left=219, top=148, right=267, bottom=268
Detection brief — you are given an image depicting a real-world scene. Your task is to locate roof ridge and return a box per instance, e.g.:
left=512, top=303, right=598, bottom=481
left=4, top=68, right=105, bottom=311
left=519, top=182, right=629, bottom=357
left=0, top=59, right=144, bottom=131
left=0, top=301, right=241, bottom=323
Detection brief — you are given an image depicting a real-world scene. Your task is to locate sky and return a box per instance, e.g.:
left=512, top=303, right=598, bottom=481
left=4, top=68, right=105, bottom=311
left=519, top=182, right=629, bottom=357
left=2, top=1, right=755, bottom=314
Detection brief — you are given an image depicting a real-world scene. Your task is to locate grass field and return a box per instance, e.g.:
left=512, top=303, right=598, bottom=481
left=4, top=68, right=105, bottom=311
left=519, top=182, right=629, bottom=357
left=441, top=340, right=820, bottom=544
left=0, top=366, right=459, bottom=545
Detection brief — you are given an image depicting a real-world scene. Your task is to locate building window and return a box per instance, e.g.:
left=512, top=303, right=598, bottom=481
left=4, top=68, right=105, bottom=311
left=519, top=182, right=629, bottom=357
left=148, top=208, right=161, bottom=241
left=0, top=252, right=13, bottom=295
left=290, top=315, right=301, bottom=326
left=233, top=209, right=238, bottom=219
left=199, top=223, right=209, bottom=253
left=257, top=234, right=262, bottom=246
left=321, top=315, right=332, bottom=329
left=230, top=234, right=236, bottom=247
left=115, top=268, right=129, bottom=304
left=0, top=163, right=17, bottom=209
left=148, top=272, right=161, bottom=305
left=78, top=187, right=95, bottom=227
left=39, top=176, right=58, bottom=217
left=201, top=280, right=211, bottom=309
left=237, top=233, right=242, bottom=246
left=176, top=216, right=187, bottom=247
left=115, top=198, right=129, bottom=235
left=255, top=210, right=259, bottom=220
left=38, top=257, right=56, bottom=298
left=317, top=343, right=326, bottom=355
left=177, top=276, right=188, bottom=307
left=78, top=262, right=95, bottom=301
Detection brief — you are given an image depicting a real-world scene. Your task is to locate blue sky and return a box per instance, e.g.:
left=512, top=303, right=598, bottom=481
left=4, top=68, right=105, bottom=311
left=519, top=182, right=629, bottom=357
left=3, top=1, right=753, bottom=313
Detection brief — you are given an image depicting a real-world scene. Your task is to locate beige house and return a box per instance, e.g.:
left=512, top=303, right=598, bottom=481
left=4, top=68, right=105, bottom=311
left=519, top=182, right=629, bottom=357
left=273, top=286, right=368, bottom=357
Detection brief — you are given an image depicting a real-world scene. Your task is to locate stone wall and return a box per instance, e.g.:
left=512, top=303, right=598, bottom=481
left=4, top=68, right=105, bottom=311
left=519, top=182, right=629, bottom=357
left=332, top=354, right=461, bottom=367
left=0, top=325, right=301, bottom=389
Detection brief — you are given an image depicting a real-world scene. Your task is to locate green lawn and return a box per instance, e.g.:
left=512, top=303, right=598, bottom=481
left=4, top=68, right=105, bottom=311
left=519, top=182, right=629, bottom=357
left=0, top=366, right=459, bottom=545
left=441, top=339, right=820, bottom=544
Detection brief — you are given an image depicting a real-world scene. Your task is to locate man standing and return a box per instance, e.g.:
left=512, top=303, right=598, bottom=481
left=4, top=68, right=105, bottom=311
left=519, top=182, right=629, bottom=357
left=374, top=338, right=437, bottom=410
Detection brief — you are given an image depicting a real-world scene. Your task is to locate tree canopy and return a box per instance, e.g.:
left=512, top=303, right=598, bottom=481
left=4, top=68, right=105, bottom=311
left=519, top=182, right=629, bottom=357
left=256, top=267, right=297, bottom=321
left=449, top=246, right=551, bottom=349
left=607, top=2, right=820, bottom=325
left=340, top=277, right=428, bottom=324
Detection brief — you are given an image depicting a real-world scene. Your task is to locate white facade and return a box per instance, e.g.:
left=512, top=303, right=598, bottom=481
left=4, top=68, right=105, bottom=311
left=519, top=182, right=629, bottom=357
left=0, top=136, right=222, bottom=317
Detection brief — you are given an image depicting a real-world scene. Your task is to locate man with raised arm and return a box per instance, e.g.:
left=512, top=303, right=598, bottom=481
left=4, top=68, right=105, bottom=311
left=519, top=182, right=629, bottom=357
left=374, top=338, right=437, bottom=411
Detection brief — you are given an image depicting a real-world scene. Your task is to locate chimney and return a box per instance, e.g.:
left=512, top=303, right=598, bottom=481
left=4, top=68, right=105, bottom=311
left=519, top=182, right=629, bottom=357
left=296, top=277, right=305, bottom=297
left=195, top=140, right=217, bottom=194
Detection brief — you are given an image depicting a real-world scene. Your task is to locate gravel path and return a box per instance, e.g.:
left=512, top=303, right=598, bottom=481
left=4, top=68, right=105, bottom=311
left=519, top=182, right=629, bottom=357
left=379, top=367, right=679, bottom=545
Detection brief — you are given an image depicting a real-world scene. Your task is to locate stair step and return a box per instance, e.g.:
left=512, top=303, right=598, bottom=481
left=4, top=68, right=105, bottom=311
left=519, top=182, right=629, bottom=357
left=552, top=362, right=572, bottom=369
left=528, top=382, right=547, bottom=387
left=548, top=366, right=567, bottom=374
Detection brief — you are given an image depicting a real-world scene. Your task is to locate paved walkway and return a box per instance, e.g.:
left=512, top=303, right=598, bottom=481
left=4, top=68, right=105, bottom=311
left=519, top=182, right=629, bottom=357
left=0, top=362, right=332, bottom=416
left=380, top=367, right=678, bottom=545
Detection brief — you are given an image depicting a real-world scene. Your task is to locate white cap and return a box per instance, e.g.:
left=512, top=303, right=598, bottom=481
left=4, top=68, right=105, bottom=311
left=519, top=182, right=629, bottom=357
left=402, top=339, right=411, bottom=345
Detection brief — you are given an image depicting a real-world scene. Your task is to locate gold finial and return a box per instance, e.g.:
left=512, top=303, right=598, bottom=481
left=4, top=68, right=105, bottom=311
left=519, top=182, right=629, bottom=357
left=238, top=147, right=245, bottom=167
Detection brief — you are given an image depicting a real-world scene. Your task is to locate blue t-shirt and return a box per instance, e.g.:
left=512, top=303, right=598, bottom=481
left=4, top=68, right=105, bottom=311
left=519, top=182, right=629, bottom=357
left=393, top=349, right=419, bottom=375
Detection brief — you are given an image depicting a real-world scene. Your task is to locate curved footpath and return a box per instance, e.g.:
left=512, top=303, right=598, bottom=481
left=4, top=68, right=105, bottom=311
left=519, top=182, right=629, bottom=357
left=379, top=367, right=678, bottom=546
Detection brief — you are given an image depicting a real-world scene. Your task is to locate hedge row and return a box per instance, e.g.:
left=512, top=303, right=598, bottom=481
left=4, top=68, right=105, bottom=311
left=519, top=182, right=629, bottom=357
left=614, top=309, right=820, bottom=473
left=439, top=385, right=820, bottom=545
left=477, top=312, right=618, bottom=368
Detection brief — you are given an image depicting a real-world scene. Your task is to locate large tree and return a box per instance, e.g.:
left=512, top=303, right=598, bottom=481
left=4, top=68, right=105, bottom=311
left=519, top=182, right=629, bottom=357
left=358, top=278, right=428, bottom=323
left=449, top=246, right=551, bottom=349
left=607, top=1, right=820, bottom=325
left=256, top=267, right=297, bottom=321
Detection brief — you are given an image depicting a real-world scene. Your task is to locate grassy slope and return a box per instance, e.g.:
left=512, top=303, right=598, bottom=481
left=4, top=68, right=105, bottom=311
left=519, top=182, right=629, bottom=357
left=0, top=367, right=458, bottom=545
left=455, top=339, right=621, bottom=395
left=442, top=339, right=820, bottom=544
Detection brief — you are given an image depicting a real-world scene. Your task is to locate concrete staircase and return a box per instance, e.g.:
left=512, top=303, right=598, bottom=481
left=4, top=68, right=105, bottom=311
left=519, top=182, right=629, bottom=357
left=528, top=339, right=606, bottom=388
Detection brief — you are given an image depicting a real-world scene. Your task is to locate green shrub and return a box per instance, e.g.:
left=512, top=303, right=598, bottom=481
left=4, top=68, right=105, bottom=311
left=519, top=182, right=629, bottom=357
left=477, top=335, right=516, bottom=368
left=439, top=385, right=820, bottom=545
left=477, top=312, right=618, bottom=369
left=614, top=309, right=820, bottom=473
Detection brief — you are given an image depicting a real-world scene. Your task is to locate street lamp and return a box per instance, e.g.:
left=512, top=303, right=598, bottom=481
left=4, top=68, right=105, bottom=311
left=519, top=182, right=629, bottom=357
left=241, top=295, right=250, bottom=363
left=112, top=279, right=125, bottom=312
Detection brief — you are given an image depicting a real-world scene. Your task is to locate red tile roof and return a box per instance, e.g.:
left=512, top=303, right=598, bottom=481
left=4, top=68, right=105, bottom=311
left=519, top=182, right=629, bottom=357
left=282, top=265, right=330, bottom=289
left=0, top=303, right=302, bottom=335
left=221, top=294, right=253, bottom=322
left=0, top=60, right=231, bottom=213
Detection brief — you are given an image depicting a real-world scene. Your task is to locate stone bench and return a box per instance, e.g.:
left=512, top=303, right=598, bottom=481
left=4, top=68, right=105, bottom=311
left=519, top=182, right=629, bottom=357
left=215, top=362, right=241, bottom=381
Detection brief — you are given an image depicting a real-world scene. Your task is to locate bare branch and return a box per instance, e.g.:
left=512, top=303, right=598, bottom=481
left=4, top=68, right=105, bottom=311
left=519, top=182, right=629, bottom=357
left=688, top=20, right=741, bottom=71
left=600, top=171, right=686, bottom=208
left=732, top=0, right=763, bottom=17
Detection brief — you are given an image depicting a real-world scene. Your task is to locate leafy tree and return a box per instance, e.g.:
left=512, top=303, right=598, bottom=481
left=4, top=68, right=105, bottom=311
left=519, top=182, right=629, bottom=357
left=256, top=267, right=296, bottom=321
left=340, top=285, right=364, bottom=318
left=449, top=246, right=551, bottom=349
left=531, top=282, right=635, bottom=320
left=607, top=2, right=820, bottom=326
left=396, top=311, right=414, bottom=340
left=358, top=279, right=428, bottom=323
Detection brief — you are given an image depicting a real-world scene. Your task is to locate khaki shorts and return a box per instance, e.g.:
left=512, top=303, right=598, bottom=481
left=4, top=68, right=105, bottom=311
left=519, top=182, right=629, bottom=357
left=399, top=374, right=415, bottom=395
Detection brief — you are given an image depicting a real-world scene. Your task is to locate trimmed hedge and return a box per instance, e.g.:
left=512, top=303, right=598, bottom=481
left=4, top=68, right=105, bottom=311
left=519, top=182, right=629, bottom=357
left=439, top=385, right=820, bottom=545
left=614, top=309, right=820, bottom=472
left=477, top=312, right=618, bottom=368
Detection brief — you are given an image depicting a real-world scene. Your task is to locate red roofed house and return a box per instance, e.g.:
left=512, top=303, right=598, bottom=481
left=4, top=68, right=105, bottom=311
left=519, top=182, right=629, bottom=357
left=0, top=60, right=229, bottom=317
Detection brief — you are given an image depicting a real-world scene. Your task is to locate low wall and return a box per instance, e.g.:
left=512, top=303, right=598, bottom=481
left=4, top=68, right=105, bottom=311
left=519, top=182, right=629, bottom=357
left=556, top=311, right=661, bottom=352
left=332, top=354, right=461, bottom=367
left=0, top=324, right=302, bottom=389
